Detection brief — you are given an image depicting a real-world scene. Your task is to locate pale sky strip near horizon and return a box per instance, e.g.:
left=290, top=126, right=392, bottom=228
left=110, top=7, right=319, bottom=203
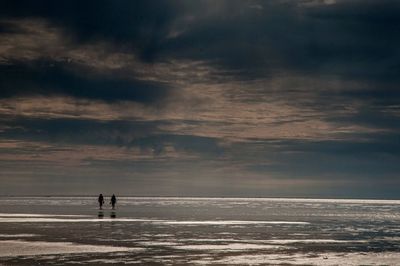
left=0, top=0, right=399, bottom=198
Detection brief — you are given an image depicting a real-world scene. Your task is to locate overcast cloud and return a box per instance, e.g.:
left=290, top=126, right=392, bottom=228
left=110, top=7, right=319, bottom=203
left=0, top=0, right=399, bottom=197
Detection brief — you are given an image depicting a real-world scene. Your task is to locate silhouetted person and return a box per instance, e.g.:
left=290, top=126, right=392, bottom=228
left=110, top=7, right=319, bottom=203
left=98, top=194, right=104, bottom=210
left=110, top=194, right=117, bottom=210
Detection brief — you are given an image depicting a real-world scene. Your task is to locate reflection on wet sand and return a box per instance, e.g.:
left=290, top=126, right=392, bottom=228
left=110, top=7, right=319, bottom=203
left=1, top=197, right=400, bottom=265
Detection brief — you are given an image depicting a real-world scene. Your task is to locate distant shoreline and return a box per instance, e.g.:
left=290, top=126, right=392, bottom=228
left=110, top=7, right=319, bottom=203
left=0, top=195, right=399, bottom=201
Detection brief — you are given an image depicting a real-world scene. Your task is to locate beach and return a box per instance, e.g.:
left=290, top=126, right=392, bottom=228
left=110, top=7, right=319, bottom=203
left=1, top=197, right=400, bottom=265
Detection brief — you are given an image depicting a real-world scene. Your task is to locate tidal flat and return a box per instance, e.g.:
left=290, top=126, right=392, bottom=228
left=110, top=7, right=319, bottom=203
left=1, top=197, right=400, bottom=265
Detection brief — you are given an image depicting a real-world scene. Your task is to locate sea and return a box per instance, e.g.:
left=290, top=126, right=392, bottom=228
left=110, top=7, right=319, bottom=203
left=0, top=197, right=400, bottom=265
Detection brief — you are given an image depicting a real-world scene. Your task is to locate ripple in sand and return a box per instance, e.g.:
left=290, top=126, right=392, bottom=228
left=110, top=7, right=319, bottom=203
left=0, top=240, right=144, bottom=257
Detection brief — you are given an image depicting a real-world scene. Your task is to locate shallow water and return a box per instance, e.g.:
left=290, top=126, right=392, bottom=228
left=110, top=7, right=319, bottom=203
left=0, top=197, right=400, bottom=265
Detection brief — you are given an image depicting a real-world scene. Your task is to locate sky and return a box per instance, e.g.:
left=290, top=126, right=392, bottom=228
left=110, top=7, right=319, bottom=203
left=0, top=0, right=399, bottom=198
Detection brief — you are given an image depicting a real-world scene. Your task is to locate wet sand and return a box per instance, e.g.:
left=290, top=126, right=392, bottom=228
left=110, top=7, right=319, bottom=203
left=1, top=197, right=400, bottom=265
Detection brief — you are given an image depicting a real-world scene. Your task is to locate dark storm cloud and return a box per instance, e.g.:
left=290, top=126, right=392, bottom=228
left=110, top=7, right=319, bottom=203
left=0, top=0, right=179, bottom=61
left=0, top=116, right=223, bottom=158
left=0, top=116, right=159, bottom=145
left=1, top=0, right=399, bottom=97
left=0, top=1, right=178, bottom=102
left=2, top=0, right=399, bottom=79
left=327, top=108, right=400, bottom=131
left=161, top=0, right=400, bottom=81
left=247, top=152, right=400, bottom=179
left=0, top=60, right=170, bottom=102
left=240, top=133, right=400, bottom=180
left=273, top=134, right=400, bottom=157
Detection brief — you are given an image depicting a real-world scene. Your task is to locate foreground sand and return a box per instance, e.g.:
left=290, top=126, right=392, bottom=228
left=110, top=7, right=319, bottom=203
left=1, top=197, right=400, bottom=265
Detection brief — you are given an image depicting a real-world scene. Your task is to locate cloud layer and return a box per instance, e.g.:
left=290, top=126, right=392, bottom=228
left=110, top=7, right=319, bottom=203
left=0, top=0, right=399, bottom=197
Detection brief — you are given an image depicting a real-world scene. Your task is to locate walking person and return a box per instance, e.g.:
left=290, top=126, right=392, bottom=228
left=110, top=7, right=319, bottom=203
left=98, top=194, right=105, bottom=210
left=110, top=194, right=117, bottom=210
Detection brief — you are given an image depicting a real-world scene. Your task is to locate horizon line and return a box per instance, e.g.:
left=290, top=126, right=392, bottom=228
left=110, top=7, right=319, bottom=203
left=1, top=195, right=400, bottom=201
